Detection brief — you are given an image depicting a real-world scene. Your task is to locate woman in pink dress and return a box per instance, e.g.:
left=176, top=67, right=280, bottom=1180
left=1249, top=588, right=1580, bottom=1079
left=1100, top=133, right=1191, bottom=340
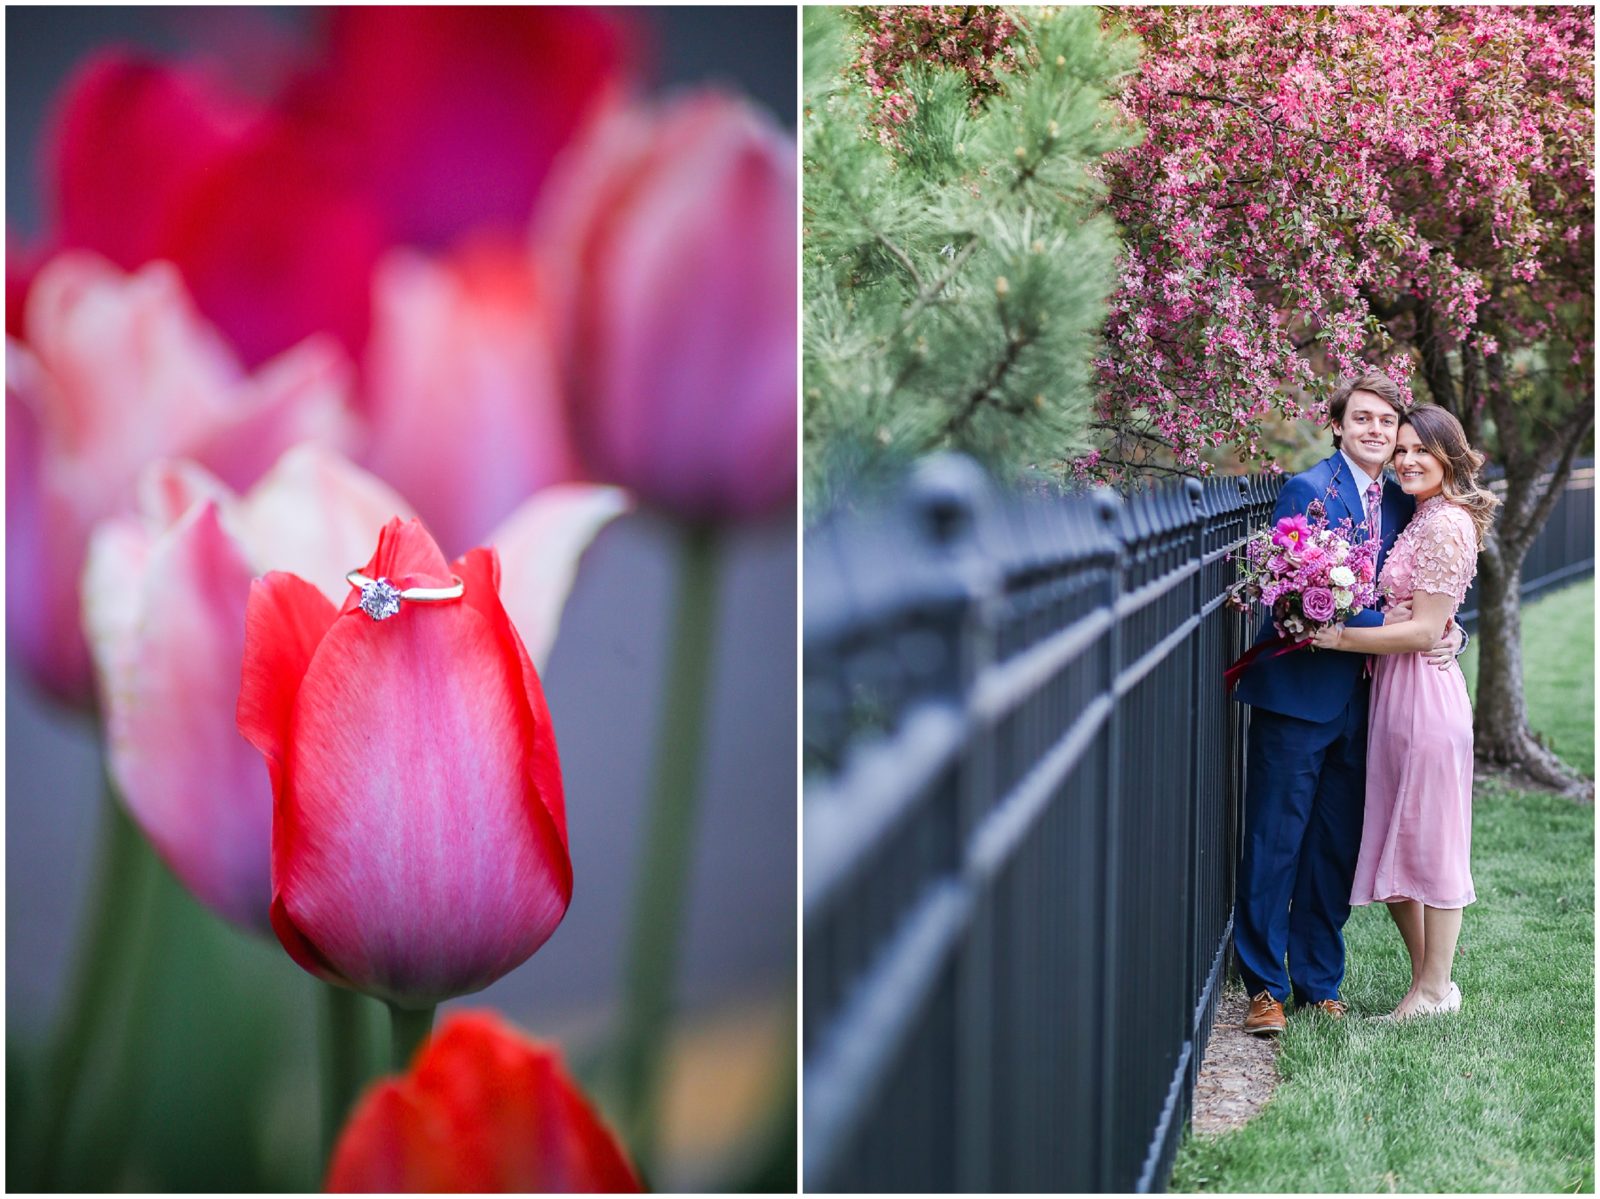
left=1310, top=405, right=1498, bottom=1019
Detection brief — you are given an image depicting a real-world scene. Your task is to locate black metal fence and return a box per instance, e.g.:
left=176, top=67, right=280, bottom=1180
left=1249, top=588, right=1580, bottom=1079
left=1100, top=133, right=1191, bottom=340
left=802, top=456, right=1594, bottom=1193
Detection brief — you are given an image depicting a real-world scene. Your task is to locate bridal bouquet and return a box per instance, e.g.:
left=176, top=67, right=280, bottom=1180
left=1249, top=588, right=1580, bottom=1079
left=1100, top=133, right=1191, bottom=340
left=1224, top=500, right=1379, bottom=688
left=1227, top=500, right=1381, bottom=637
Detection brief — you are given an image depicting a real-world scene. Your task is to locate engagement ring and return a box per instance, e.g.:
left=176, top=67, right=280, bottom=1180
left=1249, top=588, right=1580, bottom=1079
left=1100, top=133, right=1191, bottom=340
left=346, top=570, right=465, bottom=621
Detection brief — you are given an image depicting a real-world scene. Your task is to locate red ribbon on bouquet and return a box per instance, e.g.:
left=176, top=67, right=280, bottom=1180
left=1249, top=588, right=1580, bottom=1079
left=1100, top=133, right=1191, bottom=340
left=1224, top=633, right=1314, bottom=693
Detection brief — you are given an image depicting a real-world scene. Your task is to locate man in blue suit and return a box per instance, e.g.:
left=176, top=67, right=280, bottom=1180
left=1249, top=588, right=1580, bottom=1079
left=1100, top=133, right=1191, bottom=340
left=1232, top=370, right=1462, bottom=1034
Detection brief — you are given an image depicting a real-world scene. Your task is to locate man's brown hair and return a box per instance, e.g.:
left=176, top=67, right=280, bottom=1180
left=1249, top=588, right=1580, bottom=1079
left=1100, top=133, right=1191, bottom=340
left=1328, top=369, right=1406, bottom=448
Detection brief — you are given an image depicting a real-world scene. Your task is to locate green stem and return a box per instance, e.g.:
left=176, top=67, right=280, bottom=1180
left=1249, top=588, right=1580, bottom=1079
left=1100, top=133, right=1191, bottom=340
left=34, top=785, right=152, bottom=1188
left=320, top=985, right=370, bottom=1167
left=611, top=522, right=722, bottom=1170
left=387, top=1003, right=435, bottom=1073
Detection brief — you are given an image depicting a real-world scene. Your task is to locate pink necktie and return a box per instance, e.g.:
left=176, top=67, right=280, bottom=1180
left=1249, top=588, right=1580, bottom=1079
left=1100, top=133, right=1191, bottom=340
left=1365, top=481, right=1382, bottom=546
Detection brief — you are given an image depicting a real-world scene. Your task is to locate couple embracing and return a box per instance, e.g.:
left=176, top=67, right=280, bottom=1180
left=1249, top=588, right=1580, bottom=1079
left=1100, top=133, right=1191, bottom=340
left=1233, top=370, right=1499, bottom=1033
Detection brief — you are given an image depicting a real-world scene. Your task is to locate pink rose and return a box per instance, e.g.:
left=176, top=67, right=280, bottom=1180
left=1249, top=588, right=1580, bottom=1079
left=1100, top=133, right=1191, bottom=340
left=1301, top=587, right=1337, bottom=623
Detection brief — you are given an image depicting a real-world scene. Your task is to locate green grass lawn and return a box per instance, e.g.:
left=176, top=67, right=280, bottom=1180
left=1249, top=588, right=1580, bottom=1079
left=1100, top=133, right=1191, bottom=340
left=1173, top=579, right=1595, bottom=1194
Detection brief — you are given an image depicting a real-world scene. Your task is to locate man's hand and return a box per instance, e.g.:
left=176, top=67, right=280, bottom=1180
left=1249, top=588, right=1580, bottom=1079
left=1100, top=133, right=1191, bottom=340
left=1424, top=615, right=1462, bottom=670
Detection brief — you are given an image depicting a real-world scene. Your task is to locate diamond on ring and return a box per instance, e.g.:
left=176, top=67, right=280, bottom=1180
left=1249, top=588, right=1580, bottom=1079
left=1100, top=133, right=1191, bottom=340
left=358, top=577, right=403, bottom=621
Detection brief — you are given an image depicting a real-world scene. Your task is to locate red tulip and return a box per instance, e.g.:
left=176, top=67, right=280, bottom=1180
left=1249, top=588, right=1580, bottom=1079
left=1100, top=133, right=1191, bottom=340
left=237, top=518, right=571, bottom=1007
left=303, top=6, right=636, bottom=250
left=326, top=1011, right=642, bottom=1192
left=537, top=92, right=797, bottom=522
left=25, top=9, right=636, bottom=369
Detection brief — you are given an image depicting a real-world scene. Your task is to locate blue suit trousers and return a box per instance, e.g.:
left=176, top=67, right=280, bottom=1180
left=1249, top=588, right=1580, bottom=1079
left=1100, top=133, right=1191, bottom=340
left=1234, top=686, right=1369, bottom=1004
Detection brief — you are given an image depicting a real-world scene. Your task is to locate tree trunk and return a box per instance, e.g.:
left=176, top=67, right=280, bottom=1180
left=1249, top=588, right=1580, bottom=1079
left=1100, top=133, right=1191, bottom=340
left=1472, top=508, right=1594, bottom=800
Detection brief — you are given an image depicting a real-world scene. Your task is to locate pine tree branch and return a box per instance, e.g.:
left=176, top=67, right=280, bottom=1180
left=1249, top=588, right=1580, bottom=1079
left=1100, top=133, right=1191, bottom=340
left=837, top=181, right=926, bottom=292
left=874, top=230, right=925, bottom=291
left=944, top=327, right=1036, bottom=440
left=876, top=235, right=981, bottom=354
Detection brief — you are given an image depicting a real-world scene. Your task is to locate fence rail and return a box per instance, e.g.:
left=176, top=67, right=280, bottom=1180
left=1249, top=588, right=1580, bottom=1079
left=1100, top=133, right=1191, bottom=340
left=803, top=456, right=1593, bottom=1193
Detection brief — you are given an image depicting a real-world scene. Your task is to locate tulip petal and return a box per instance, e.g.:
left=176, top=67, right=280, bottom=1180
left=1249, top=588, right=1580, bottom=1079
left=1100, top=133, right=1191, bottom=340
left=277, top=551, right=570, bottom=1005
left=237, top=569, right=341, bottom=794
left=7, top=339, right=96, bottom=699
left=455, top=547, right=568, bottom=845
left=238, top=444, right=413, bottom=604
left=137, top=458, right=235, bottom=530
left=327, top=1011, right=642, bottom=1193
left=487, top=484, right=630, bottom=673
left=88, top=503, right=274, bottom=930
left=312, top=7, right=635, bottom=247
left=49, top=53, right=262, bottom=269
left=363, top=245, right=582, bottom=556
left=188, top=333, right=357, bottom=492
left=348, top=516, right=457, bottom=596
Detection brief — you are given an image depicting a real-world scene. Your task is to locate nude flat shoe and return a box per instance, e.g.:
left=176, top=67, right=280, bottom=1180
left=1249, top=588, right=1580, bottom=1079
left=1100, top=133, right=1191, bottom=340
left=1403, top=982, right=1462, bottom=1019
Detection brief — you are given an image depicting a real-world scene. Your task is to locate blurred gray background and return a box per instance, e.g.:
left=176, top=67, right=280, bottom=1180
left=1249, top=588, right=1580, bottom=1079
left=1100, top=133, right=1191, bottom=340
left=7, top=6, right=796, bottom=1189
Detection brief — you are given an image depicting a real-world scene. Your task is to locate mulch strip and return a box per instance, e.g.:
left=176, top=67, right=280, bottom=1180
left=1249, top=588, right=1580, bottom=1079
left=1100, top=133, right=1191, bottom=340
left=1190, top=987, right=1282, bottom=1136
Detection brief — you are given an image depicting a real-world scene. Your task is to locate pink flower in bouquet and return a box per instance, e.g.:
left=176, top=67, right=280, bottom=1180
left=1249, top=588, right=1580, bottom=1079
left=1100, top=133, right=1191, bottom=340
left=7, top=252, right=352, bottom=702
left=362, top=239, right=584, bottom=556
left=83, top=447, right=408, bottom=931
left=238, top=518, right=572, bottom=1007
left=326, top=1011, right=641, bottom=1192
left=538, top=91, right=797, bottom=522
left=1271, top=514, right=1312, bottom=554
left=1301, top=586, right=1337, bottom=624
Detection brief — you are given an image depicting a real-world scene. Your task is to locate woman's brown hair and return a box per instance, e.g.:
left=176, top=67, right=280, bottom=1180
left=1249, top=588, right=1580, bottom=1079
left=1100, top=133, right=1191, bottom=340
left=1399, top=405, right=1498, bottom=546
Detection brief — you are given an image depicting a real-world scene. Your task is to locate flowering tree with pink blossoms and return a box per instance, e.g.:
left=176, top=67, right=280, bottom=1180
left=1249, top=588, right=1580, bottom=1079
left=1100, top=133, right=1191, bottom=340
left=1096, top=5, right=1594, bottom=792
left=846, top=6, right=1022, bottom=149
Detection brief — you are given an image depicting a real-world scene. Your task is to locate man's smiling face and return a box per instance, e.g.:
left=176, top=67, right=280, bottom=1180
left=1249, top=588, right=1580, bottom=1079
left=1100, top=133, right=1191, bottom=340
left=1335, top=390, right=1399, bottom=476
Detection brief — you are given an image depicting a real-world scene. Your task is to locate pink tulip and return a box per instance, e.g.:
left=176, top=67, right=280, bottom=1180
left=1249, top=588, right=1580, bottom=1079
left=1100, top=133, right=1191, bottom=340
left=538, top=92, right=797, bottom=522
left=7, top=252, right=352, bottom=702
left=82, top=447, right=412, bottom=931
left=238, top=518, right=572, bottom=1007
left=363, top=241, right=584, bottom=556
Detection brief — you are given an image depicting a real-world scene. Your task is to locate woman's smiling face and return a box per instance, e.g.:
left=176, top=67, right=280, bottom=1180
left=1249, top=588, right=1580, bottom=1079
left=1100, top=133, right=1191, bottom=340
left=1391, top=424, right=1446, bottom=500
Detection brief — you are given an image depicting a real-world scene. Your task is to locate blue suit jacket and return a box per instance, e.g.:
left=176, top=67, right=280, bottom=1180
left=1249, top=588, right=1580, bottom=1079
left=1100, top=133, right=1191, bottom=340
left=1232, top=452, right=1415, bottom=723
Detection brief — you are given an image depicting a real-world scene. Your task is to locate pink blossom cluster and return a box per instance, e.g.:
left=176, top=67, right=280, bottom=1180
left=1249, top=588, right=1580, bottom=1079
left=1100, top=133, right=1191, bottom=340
left=846, top=6, right=1021, bottom=149
left=1227, top=501, right=1379, bottom=639
left=1091, top=6, right=1594, bottom=472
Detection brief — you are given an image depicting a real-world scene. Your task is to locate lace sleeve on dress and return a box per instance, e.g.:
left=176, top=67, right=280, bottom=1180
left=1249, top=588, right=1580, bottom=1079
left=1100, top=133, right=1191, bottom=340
left=1410, top=508, right=1478, bottom=601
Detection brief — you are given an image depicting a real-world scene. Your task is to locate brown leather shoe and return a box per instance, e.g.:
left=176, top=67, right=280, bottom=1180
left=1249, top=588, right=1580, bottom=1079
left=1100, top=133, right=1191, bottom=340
left=1243, top=990, right=1286, bottom=1036
left=1304, top=998, right=1347, bottom=1018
